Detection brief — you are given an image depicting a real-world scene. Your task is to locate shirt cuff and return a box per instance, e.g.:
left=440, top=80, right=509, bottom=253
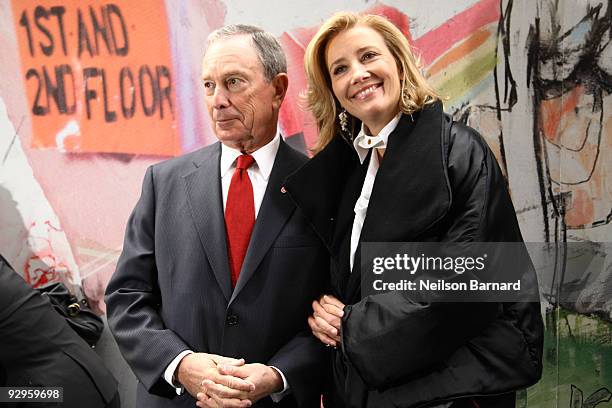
left=269, top=366, right=290, bottom=402
left=164, top=350, right=194, bottom=395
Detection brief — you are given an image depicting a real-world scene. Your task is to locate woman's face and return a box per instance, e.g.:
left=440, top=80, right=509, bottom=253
left=325, top=24, right=402, bottom=135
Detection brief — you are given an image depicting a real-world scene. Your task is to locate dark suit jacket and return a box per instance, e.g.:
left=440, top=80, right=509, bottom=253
left=105, top=139, right=328, bottom=408
left=0, top=255, right=118, bottom=408
left=285, top=101, right=543, bottom=408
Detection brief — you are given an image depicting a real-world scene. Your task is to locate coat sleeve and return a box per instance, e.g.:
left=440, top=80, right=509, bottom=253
left=267, top=243, right=331, bottom=406
left=0, top=256, right=53, bottom=368
left=267, top=330, right=329, bottom=406
left=341, top=296, right=499, bottom=389
left=105, top=166, right=189, bottom=398
left=341, top=122, right=542, bottom=390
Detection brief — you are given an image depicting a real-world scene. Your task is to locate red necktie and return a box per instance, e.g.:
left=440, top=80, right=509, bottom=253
left=225, top=154, right=255, bottom=288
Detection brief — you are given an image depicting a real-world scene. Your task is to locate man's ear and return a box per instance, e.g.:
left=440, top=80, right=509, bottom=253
left=271, top=73, right=289, bottom=108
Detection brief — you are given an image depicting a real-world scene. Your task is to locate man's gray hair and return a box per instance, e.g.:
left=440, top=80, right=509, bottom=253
left=207, top=24, right=287, bottom=81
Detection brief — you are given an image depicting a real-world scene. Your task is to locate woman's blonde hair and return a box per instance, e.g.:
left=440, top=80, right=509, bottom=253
left=304, top=12, right=439, bottom=153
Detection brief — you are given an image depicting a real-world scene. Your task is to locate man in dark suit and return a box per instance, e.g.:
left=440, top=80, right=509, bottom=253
left=105, top=25, right=328, bottom=408
left=0, top=255, right=119, bottom=408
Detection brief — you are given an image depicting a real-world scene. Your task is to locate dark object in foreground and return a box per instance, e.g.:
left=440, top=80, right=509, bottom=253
left=36, top=282, right=104, bottom=346
left=0, top=255, right=119, bottom=408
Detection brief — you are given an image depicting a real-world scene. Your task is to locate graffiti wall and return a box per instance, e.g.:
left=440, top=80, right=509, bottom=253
left=0, top=0, right=610, bottom=406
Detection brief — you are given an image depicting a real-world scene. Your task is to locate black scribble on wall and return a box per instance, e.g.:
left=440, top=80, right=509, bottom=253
left=494, top=0, right=518, bottom=115
left=452, top=0, right=517, bottom=182
left=526, top=0, right=612, bottom=242
left=524, top=0, right=612, bottom=320
left=570, top=385, right=612, bottom=408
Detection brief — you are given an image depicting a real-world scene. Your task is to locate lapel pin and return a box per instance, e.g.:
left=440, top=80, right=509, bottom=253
left=280, top=186, right=287, bottom=194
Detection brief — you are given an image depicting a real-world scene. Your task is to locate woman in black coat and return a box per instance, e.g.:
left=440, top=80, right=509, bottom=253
left=284, top=12, right=544, bottom=408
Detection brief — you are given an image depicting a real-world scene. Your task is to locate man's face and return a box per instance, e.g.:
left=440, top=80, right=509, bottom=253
left=201, top=35, right=287, bottom=153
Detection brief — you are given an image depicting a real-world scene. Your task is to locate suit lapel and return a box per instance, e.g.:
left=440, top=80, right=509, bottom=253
left=283, top=136, right=359, bottom=250
left=183, top=143, right=232, bottom=301
left=229, top=139, right=302, bottom=305
left=283, top=136, right=366, bottom=301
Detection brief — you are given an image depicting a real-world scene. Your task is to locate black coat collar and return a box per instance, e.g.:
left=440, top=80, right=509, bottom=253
left=360, top=100, right=452, bottom=243
left=284, top=100, right=452, bottom=251
left=283, top=133, right=359, bottom=250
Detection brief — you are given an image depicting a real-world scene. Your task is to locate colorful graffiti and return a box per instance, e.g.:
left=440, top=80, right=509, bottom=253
left=0, top=0, right=610, bottom=407
left=527, top=0, right=612, bottom=233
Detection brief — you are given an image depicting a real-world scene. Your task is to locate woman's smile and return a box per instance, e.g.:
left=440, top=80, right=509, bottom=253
left=351, top=83, right=383, bottom=100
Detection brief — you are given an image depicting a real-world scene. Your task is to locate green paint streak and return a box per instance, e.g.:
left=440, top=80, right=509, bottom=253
left=521, top=309, right=612, bottom=408
left=433, top=51, right=497, bottom=102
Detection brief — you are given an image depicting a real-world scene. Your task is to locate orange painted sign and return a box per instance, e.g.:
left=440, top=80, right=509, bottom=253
left=12, top=0, right=179, bottom=156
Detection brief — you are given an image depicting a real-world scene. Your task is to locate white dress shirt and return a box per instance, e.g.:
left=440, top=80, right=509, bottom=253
left=220, top=133, right=280, bottom=217
left=349, top=114, right=401, bottom=272
left=163, top=132, right=290, bottom=401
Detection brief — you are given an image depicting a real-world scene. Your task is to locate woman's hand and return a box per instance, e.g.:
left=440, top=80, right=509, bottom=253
left=308, top=295, right=345, bottom=347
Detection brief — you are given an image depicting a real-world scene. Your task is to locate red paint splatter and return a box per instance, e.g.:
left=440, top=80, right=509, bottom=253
left=24, top=254, right=63, bottom=288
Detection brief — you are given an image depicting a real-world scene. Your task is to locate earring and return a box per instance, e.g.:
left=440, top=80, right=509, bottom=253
left=338, top=108, right=348, bottom=133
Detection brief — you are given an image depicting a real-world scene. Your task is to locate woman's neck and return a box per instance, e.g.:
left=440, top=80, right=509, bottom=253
left=363, top=108, right=401, bottom=136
